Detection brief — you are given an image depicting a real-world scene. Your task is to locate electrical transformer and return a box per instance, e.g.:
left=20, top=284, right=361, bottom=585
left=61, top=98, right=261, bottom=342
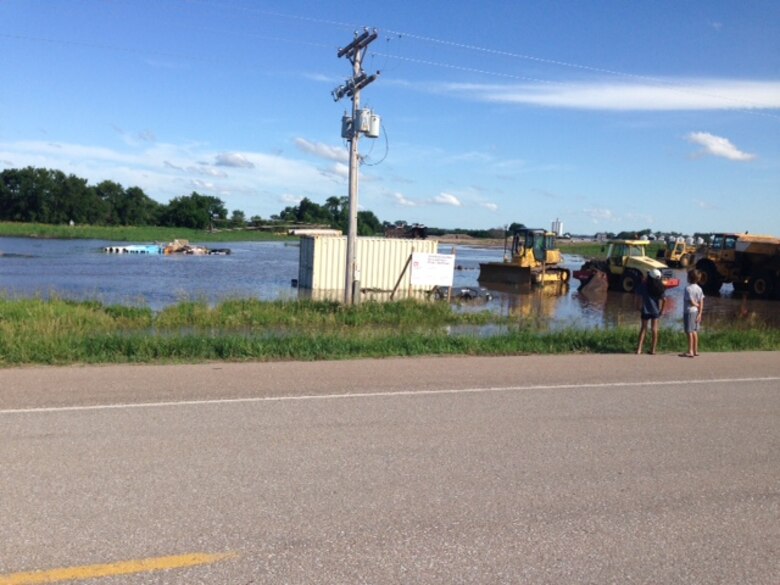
left=341, top=114, right=353, bottom=139
left=357, top=109, right=381, bottom=138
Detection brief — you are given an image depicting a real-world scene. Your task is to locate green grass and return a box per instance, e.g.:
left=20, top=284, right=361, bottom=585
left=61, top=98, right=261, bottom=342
left=0, top=297, right=777, bottom=366
left=0, top=221, right=295, bottom=243
left=559, top=240, right=664, bottom=258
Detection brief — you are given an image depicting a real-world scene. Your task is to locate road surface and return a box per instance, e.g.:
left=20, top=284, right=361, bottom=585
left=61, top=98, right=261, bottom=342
left=1, top=352, right=779, bottom=584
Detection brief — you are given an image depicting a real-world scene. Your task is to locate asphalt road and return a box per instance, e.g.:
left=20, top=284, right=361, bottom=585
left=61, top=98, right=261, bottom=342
left=1, top=352, right=779, bottom=584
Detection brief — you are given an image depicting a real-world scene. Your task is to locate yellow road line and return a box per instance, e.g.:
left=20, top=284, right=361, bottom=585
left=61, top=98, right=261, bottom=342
left=0, top=552, right=237, bottom=585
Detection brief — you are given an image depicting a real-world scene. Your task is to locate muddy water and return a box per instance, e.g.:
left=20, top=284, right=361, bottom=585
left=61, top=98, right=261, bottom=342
left=1, top=237, right=777, bottom=331
left=443, top=246, right=780, bottom=332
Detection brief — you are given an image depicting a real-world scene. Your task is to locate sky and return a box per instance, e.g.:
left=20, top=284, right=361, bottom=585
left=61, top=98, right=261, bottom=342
left=1, top=0, right=779, bottom=235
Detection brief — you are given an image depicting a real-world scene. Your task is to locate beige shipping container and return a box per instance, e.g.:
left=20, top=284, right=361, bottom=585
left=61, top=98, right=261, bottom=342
left=298, top=236, right=439, bottom=292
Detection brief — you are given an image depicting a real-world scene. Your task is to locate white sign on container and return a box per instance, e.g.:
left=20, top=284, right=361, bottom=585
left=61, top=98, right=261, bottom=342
left=410, top=252, right=455, bottom=287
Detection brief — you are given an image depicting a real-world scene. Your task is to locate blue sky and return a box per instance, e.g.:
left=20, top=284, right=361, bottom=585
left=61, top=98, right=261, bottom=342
left=1, top=0, right=779, bottom=235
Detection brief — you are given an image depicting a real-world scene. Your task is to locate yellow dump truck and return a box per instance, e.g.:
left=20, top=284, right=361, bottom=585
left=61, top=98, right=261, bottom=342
left=694, top=233, right=780, bottom=298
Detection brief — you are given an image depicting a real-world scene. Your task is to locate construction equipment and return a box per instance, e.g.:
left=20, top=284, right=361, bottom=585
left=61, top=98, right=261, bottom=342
left=574, top=239, right=679, bottom=294
left=478, top=227, right=571, bottom=286
left=384, top=223, right=427, bottom=239
left=657, top=237, right=698, bottom=268
left=694, top=232, right=780, bottom=298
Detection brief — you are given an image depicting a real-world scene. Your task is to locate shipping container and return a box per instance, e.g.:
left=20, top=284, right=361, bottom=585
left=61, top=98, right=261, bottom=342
left=298, top=236, right=439, bottom=293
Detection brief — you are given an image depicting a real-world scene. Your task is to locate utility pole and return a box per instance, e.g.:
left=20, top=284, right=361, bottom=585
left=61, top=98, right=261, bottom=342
left=333, top=28, right=379, bottom=304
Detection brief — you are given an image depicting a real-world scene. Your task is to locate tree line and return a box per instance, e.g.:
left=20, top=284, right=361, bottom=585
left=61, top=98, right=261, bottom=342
left=0, top=166, right=514, bottom=238
left=0, top=167, right=233, bottom=230
left=0, top=167, right=387, bottom=233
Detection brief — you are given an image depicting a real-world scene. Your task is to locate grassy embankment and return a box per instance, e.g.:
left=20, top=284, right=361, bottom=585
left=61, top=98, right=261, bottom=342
left=0, top=221, right=664, bottom=258
left=0, top=221, right=292, bottom=243
left=1, top=297, right=778, bottom=366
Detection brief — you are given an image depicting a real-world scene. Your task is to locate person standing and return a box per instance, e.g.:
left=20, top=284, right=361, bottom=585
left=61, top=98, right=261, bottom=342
left=636, top=268, right=666, bottom=355
left=682, top=269, right=705, bottom=357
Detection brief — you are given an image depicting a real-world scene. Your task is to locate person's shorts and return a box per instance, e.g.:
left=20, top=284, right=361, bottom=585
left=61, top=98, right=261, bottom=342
left=641, top=312, right=660, bottom=321
left=684, top=309, right=699, bottom=334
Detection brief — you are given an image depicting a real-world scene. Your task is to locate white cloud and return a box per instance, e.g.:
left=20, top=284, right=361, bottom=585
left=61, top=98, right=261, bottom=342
left=319, top=162, right=349, bottom=180
left=584, top=207, right=617, bottom=223
left=294, top=138, right=349, bottom=163
left=191, top=179, right=216, bottom=191
left=686, top=132, right=756, bottom=161
left=193, top=165, right=228, bottom=178
left=481, top=202, right=499, bottom=212
left=695, top=199, right=719, bottom=210
left=439, top=79, right=780, bottom=111
left=390, top=192, right=417, bottom=207
left=433, top=192, right=462, bottom=207
left=280, top=193, right=303, bottom=204
left=166, top=160, right=228, bottom=178
left=215, top=152, right=255, bottom=168
left=137, top=130, right=156, bottom=143
left=446, top=151, right=493, bottom=164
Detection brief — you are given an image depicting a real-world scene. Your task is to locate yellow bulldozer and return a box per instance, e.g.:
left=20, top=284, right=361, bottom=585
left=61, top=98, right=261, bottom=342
left=478, top=227, right=571, bottom=286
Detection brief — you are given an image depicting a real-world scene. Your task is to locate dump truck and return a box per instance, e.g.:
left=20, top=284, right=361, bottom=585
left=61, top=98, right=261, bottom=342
left=478, top=227, right=571, bottom=286
left=694, top=232, right=780, bottom=298
left=574, top=239, right=679, bottom=294
left=657, top=237, right=698, bottom=268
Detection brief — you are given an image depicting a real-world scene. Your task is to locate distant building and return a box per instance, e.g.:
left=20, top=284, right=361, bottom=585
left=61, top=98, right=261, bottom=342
left=551, top=218, right=564, bottom=237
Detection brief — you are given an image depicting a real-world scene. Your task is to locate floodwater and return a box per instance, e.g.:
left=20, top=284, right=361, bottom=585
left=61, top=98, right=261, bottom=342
left=1, top=237, right=778, bottom=331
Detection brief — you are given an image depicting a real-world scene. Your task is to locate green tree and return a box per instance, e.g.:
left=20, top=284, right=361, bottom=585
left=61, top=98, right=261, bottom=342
left=277, top=197, right=331, bottom=225
left=94, top=180, right=125, bottom=225
left=45, top=170, right=88, bottom=224
left=123, top=186, right=161, bottom=226
left=325, top=196, right=348, bottom=227
left=159, top=192, right=227, bottom=229
left=357, top=210, right=382, bottom=235
left=96, top=181, right=160, bottom=226
left=229, top=209, right=246, bottom=227
left=0, top=167, right=41, bottom=221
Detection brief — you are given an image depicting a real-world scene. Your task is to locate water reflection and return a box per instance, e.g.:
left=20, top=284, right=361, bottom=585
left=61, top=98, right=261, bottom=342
left=1, top=237, right=778, bottom=331
left=443, top=246, right=779, bottom=332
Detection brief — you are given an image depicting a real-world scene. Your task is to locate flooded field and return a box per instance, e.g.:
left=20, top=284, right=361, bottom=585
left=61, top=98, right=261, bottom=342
left=1, top=237, right=778, bottom=331
left=442, top=246, right=780, bottom=331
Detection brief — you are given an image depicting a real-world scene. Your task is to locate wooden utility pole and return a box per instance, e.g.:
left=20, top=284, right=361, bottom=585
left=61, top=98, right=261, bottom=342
left=333, top=29, right=379, bottom=304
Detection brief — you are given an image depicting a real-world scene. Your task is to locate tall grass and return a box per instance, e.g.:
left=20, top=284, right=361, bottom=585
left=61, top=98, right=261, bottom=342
left=0, top=297, right=777, bottom=366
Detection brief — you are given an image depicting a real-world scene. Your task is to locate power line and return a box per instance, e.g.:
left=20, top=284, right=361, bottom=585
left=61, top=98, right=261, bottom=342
left=163, top=3, right=778, bottom=115
left=6, top=2, right=777, bottom=117
left=0, top=32, right=220, bottom=63
left=181, top=3, right=780, bottom=117
left=166, top=0, right=356, bottom=32
left=370, top=51, right=563, bottom=85
left=381, top=30, right=780, bottom=116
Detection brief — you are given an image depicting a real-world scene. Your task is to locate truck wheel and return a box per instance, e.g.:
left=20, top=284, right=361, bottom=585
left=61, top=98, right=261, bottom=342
left=696, top=261, right=723, bottom=294
left=749, top=273, right=775, bottom=298
left=621, top=269, right=642, bottom=293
